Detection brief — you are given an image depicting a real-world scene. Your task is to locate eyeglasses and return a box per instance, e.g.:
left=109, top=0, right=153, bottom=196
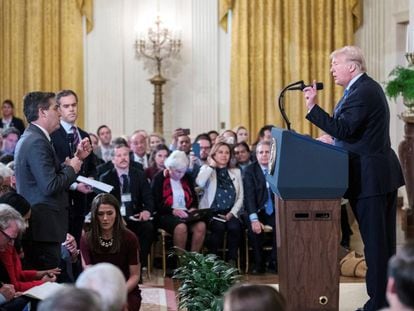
left=0, top=229, right=17, bottom=244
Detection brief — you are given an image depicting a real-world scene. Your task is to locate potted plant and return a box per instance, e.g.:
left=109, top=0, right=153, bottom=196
left=385, top=63, right=414, bottom=233
left=384, top=65, right=414, bottom=117
left=173, top=250, right=241, bottom=311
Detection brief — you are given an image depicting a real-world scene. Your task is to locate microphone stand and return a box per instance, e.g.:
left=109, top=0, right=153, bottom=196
left=278, top=80, right=304, bottom=131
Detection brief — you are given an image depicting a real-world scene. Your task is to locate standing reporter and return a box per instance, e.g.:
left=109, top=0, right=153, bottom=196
left=303, top=46, right=404, bottom=311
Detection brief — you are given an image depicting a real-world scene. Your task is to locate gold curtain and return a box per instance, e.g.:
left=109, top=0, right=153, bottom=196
left=0, top=0, right=93, bottom=128
left=219, top=0, right=362, bottom=139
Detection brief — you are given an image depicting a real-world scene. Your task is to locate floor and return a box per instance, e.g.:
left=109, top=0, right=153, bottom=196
left=140, top=203, right=412, bottom=310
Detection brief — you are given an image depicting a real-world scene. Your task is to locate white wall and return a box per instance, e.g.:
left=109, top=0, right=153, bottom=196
left=84, top=0, right=230, bottom=140
left=84, top=0, right=413, bottom=147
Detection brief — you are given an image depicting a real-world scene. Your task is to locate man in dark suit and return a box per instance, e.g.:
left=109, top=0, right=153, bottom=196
left=14, top=91, right=90, bottom=269
left=0, top=99, right=25, bottom=135
left=100, top=142, right=154, bottom=270
left=50, top=89, right=97, bottom=245
left=243, top=141, right=276, bottom=274
left=303, top=46, right=405, bottom=311
left=130, top=130, right=150, bottom=169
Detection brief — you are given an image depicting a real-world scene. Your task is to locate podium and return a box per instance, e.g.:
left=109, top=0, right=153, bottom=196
left=267, top=128, right=348, bottom=311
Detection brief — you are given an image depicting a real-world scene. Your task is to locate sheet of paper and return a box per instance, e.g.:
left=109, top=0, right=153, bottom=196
left=23, top=282, right=64, bottom=300
left=77, top=175, right=113, bottom=193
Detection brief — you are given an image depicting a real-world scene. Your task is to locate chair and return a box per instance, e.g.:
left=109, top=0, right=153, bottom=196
left=157, top=228, right=172, bottom=277
left=245, top=225, right=274, bottom=274
left=205, top=231, right=241, bottom=271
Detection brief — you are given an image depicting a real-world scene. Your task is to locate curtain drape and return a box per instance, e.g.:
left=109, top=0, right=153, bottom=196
left=219, top=0, right=362, bottom=139
left=0, top=0, right=93, bottom=128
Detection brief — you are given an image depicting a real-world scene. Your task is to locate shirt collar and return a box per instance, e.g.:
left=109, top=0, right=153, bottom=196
left=60, top=120, right=75, bottom=133
left=116, top=168, right=129, bottom=178
left=345, top=72, right=364, bottom=91
left=32, top=123, right=51, bottom=141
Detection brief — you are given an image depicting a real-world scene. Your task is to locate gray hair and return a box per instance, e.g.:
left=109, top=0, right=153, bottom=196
left=0, top=163, right=14, bottom=178
left=0, top=204, right=26, bottom=232
left=331, top=45, right=367, bottom=72
left=38, top=285, right=102, bottom=311
left=255, top=141, right=271, bottom=154
left=164, top=150, right=189, bottom=171
left=76, top=263, right=127, bottom=311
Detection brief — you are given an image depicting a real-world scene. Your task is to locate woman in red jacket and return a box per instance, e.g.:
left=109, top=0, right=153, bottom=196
left=0, top=193, right=59, bottom=291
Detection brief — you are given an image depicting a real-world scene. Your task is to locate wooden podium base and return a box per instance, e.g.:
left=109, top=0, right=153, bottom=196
left=276, top=198, right=341, bottom=311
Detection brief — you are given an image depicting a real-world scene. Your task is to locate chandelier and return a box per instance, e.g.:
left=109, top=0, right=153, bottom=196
left=135, top=17, right=181, bottom=134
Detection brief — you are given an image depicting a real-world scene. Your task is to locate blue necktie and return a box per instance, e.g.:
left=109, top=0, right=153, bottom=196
left=121, top=174, right=129, bottom=194
left=334, top=89, right=349, bottom=116
left=264, top=169, right=274, bottom=215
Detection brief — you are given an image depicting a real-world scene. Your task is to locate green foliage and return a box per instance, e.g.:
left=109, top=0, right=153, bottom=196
left=172, top=250, right=241, bottom=311
left=385, top=66, right=414, bottom=112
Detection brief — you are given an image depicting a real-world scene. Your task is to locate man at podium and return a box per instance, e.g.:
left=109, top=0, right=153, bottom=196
left=303, top=45, right=405, bottom=311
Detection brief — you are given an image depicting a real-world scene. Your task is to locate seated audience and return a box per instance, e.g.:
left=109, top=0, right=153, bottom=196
left=80, top=193, right=141, bottom=310
left=0, top=127, right=20, bottom=157
left=152, top=151, right=206, bottom=254
left=224, top=284, right=286, bottom=311
left=243, top=141, right=277, bottom=274
left=96, top=125, right=114, bottom=162
left=0, top=205, right=20, bottom=308
left=218, top=130, right=237, bottom=146
left=233, top=142, right=252, bottom=174
left=0, top=204, right=59, bottom=292
left=207, top=130, right=219, bottom=145
left=196, top=142, right=243, bottom=265
left=382, top=243, right=414, bottom=311
left=233, top=125, right=249, bottom=143
left=130, top=130, right=150, bottom=169
left=0, top=100, right=25, bottom=135
left=145, top=144, right=170, bottom=182
left=76, top=262, right=128, bottom=311
left=38, top=285, right=102, bottom=311
left=148, top=132, right=165, bottom=151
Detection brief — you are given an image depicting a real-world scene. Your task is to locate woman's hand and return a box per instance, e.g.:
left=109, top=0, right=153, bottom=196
left=37, top=268, right=61, bottom=280
left=173, top=209, right=188, bottom=219
left=41, top=273, right=57, bottom=282
left=207, top=156, right=217, bottom=168
left=225, top=212, right=234, bottom=221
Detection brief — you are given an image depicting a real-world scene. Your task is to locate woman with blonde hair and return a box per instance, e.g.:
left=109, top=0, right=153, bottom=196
left=233, top=125, right=249, bottom=144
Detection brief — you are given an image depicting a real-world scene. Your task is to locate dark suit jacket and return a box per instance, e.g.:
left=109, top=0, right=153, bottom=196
left=99, top=167, right=154, bottom=214
left=14, top=124, right=77, bottom=242
left=95, top=153, right=143, bottom=179
left=0, top=116, right=25, bottom=135
left=50, top=125, right=97, bottom=209
left=243, top=162, right=271, bottom=216
left=306, top=73, right=405, bottom=199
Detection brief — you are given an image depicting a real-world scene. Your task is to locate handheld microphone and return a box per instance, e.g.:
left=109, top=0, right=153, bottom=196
left=287, top=81, right=324, bottom=91
left=67, top=133, right=74, bottom=157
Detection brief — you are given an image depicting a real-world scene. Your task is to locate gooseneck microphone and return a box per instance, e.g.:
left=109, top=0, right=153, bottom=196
left=287, top=81, right=324, bottom=91
left=278, top=80, right=324, bottom=130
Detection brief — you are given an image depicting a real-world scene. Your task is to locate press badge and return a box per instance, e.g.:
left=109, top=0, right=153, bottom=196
left=121, top=193, right=132, bottom=216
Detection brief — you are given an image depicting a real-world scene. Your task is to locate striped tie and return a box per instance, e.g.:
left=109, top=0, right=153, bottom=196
left=71, top=126, right=80, bottom=149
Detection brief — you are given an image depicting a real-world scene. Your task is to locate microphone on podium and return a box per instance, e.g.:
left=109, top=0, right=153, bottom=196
left=278, top=80, right=324, bottom=131
left=287, top=80, right=324, bottom=91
